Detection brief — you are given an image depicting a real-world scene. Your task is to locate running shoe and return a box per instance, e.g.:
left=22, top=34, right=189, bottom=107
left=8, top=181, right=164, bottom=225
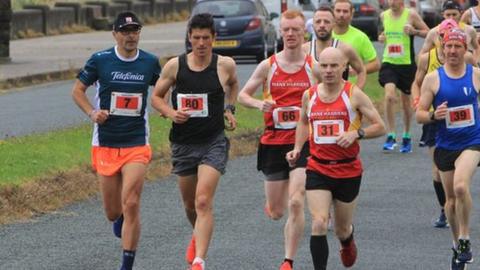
left=191, top=262, right=204, bottom=270
left=457, top=239, right=473, bottom=264
left=113, top=214, right=124, bottom=238
left=185, top=235, right=196, bottom=265
left=399, top=137, right=413, bottom=153
left=382, top=135, right=397, bottom=151
left=279, top=261, right=292, bottom=270
left=340, top=237, right=357, bottom=267
left=451, top=248, right=468, bottom=270
left=433, top=210, right=449, bottom=228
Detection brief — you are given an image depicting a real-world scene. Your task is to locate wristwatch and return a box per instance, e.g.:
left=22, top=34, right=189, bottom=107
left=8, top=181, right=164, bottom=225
left=357, top=128, right=365, bottom=140
left=225, top=104, right=236, bottom=114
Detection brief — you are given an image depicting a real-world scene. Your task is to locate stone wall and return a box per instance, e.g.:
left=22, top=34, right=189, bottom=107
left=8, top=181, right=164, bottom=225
left=10, top=0, right=194, bottom=39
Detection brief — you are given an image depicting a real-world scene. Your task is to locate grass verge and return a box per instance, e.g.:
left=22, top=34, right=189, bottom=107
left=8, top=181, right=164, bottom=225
left=0, top=73, right=385, bottom=224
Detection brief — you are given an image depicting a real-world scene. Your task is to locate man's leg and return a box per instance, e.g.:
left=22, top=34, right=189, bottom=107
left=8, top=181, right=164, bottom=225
left=440, top=170, right=458, bottom=243
left=194, top=164, right=221, bottom=260
left=265, top=179, right=289, bottom=220
left=99, top=173, right=123, bottom=223
left=383, top=83, right=397, bottom=135
left=333, top=198, right=357, bottom=267
left=283, top=168, right=306, bottom=263
left=400, top=92, right=412, bottom=135
left=307, top=190, right=332, bottom=270
left=429, top=147, right=447, bottom=228
left=120, top=162, right=147, bottom=250
left=178, top=174, right=199, bottom=265
left=453, top=150, right=480, bottom=238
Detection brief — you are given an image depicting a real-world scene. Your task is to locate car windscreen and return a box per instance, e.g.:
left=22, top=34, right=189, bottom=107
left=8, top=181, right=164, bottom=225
left=193, top=1, right=257, bottom=17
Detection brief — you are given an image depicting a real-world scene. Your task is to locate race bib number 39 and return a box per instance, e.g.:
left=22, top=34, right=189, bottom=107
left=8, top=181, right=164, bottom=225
left=110, top=92, right=143, bottom=117
left=387, top=44, right=404, bottom=58
left=313, top=120, right=344, bottom=144
left=177, top=93, right=208, bottom=117
left=446, top=104, right=475, bottom=129
left=273, top=106, right=301, bottom=129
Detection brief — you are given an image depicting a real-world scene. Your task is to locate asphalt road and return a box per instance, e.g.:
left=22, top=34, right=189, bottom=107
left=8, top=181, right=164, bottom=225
left=1, top=125, right=480, bottom=269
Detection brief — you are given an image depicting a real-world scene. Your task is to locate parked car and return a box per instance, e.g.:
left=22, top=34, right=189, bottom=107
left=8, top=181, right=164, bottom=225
left=351, top=0, right=381, bottom=41
left=420, top=0, right=442, bottom=28
left=186, top=0, right=278, bottom=63
left=263, top=0, right=317, bottom=50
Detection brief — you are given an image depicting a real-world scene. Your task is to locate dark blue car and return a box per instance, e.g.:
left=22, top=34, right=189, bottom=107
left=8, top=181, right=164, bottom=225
left=187, top=0, right=278, bottom=63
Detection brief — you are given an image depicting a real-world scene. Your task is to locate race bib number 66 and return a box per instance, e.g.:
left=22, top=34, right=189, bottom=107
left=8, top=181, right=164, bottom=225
left=313, top=120, right=344, bottom=144
left=110, top=92, right=142, bottom=117
left=273, top=106, right=301, bottom=129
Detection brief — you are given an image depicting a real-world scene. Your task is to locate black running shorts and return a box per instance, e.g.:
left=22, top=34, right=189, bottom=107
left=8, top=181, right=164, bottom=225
left=378, top=63, right=416, bottom=95
left=257, top=142, right=309, bottom=181
left=305, top=170, right=361, bottom=203
left=434, top=145, right=480, bottom=172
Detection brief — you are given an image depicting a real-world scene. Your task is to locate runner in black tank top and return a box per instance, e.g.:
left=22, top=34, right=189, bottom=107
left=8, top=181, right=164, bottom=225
left=170, top=53, right=225, bottom=144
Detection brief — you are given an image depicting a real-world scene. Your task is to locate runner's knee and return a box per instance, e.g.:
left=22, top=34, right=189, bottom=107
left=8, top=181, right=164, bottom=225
left=454, top=179, right=469, bottom=197
left=288, top=197, right=304, bottom=214
left=311, top=215, right=329, bottom=234
left=195, top=194, right=212, bottom=213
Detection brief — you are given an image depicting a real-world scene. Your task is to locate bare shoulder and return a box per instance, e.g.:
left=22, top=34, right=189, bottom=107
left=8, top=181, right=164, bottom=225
left=338, top=41, right=355, bottom=55
left=472, top=66, right=480, bottom=76
left=217, top=55, right=237, bottom=71
left=162, top=56, right=179, bottom=77
left=423, top=69, right=438, bottom=85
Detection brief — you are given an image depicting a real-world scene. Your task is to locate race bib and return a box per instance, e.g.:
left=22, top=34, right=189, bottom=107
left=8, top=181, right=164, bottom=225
left=109, top=92, right=142, bottom=117
left=387, top=44, right=404, bottom=58
left=272, top=106, right=301, bottom=129
left=313, top=120, right=344, bottom=144
left=446, top=104, right=475, bottom=129
left=177, top=93, right=208, bottom=117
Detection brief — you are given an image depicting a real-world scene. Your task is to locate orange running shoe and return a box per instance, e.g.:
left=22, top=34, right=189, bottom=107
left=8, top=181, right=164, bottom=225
left=340, top=237, right=357, bottom=267
left=279, top=261, right=292, bottom=270
left=191, top=262, right=203, bottom=270
left=185, top=235, right=196, bottom=265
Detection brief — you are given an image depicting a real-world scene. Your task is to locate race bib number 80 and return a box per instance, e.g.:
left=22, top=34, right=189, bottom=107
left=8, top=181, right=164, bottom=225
left=177, top=93, right=208, bottom=117
left=313, top=120, right=344, bottom=144
left=110, top=92, right=143, bottom=117
left=446, top=104, right=475, bottom=129
left=272, top=106, right=301, bottom=129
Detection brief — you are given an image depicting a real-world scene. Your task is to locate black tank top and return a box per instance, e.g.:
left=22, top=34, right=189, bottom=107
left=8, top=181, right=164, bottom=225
left=170, top=53, right=225, bottom=144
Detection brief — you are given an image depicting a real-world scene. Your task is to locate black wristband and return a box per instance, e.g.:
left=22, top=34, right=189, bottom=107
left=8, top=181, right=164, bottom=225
left=225, top=104, right=236, bottom=114
left=430, top=111, right=435, bottom=121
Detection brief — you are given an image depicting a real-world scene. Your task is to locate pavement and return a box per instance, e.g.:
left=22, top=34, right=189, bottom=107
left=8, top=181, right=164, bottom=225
left=0, top=21, right=188, bottom=90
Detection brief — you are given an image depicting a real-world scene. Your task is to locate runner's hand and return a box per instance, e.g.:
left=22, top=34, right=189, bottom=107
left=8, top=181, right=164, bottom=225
left=434, top=101, right=448, bottom=120
left=286, top=149, right=300, bottom=167
left=172, top=108, right=191, bottom=124
left=336, top=131, right=358, bottom=148
left=403, top=24, right=415, bottom=35
left=259, top=100, right=276, bottom=112
left=90, top=109, right=109, bottom=124
left=224, top=111, right=237, bottom=131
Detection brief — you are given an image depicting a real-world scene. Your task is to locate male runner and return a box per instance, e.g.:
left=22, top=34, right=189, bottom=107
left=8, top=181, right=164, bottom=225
left=150, top=13, right=238, bottom=270
left=421, top=0, right=479, bottom=59
left=332, top=0, right=380, bottom=74
left=286, top=47, right=385, bottom=270
left=303, top=6, right=366, bottom=88
left=378, top=0, right=429, bottom=153
left=238, top=9, right=316, bottom=270
left=417, top=28, right=480, bottom=269
left=72, top=12, right=161, bottom=270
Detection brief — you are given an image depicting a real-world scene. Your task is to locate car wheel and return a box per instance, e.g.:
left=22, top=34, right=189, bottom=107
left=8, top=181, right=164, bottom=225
left=256, top=41, right=268, bottom=63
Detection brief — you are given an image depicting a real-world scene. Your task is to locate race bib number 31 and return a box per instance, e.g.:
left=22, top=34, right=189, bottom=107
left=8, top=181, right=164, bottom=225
left=446, top=104, right=475, bottom=129
left=110, top=92, right=142, bottom=117
left=177, top=93, right=208, bottom=117
left=313, top=120, right=344, bottom=144
left=273, top=106, right=301, bottom=129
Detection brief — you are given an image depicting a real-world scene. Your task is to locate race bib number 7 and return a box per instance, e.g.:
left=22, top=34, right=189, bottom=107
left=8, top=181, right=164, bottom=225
left=272, top=106, right=301, bottom=129
left=446, top=104, right=475, bottom=129
left=177, top=93, right=208, bottom=117
left=313, top=120, right=344, bottom=144
left=110, top=92, right=142, bottom=117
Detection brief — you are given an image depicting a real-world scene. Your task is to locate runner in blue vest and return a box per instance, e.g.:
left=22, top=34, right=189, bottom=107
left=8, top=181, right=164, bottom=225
left=417, top=28, right=480, bottom=269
